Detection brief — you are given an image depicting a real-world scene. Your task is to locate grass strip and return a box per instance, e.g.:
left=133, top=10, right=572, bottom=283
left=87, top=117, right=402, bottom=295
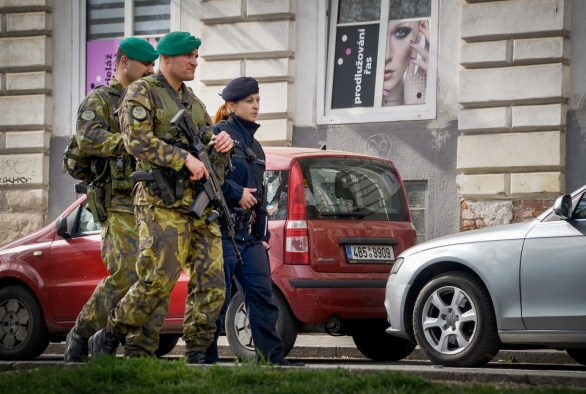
left=0, top=357, right=582, bottom=394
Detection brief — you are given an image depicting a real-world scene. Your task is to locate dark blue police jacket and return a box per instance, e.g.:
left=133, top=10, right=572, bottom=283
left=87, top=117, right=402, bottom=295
left=213, top=113, right=269, bottom=242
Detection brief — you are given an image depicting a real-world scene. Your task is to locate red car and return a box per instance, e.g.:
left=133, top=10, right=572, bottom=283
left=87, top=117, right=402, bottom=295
left=224, top=147, right=417, bottom=361
left=0, top=193, right=187, bottom=360
left=0, top=147, right=416, bottom=361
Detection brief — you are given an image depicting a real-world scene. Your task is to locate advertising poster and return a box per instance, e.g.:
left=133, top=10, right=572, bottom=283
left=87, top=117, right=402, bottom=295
left=331, top=24, right=379, bottom=109
left=381, top=18, right=430, bottom=107
left=86, top=38, right=159, bottom=95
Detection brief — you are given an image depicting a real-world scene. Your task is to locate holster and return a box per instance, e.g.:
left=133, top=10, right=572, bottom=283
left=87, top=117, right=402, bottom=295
left=253, top=210, right=268, bottom=238
left=86, top=158, right=110, bottom=223
left=86, top=183, right=108, bottom=223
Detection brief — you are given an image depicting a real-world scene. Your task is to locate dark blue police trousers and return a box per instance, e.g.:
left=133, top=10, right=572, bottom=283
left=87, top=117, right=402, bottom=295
left=206, top=237, right=286, bottom=363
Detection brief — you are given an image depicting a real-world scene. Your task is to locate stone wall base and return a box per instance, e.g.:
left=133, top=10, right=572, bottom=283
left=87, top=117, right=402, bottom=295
left=461, top=198, right=555, bottom=231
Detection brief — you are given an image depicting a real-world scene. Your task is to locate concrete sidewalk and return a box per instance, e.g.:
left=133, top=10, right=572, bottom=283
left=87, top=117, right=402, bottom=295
left=210, top=334, right=582, bottom=365
left=44, top=333, right=578, bottom=365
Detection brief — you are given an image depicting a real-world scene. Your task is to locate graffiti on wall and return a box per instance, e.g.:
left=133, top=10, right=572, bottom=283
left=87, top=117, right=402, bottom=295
left=0, top=154, right=41, bottom=185
left=364, top=134, right=393, bottom=159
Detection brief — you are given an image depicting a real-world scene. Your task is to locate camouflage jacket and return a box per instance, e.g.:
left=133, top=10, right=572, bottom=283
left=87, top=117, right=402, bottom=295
left=76, top=78, right=133, bottom=213
left=120, top=73, right=230, bottom=211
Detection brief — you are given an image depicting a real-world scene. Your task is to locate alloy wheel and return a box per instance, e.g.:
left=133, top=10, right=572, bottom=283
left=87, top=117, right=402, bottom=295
left=421, top=286, right=477, bottom=355
left=0, top=298, right=30, bottom=350
left=233, top=302, right=254, bottom=351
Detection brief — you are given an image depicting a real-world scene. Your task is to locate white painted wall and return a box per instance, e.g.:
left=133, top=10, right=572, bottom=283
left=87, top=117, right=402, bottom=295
left=181, top=0, right=203, bottom=94
left=52, top=0, right=74, bottom=137
left=293, top=0, right=317, bottom=126
left=436, top=0, right=462, bottom=121
left=569, top=0, right=586, bottom=110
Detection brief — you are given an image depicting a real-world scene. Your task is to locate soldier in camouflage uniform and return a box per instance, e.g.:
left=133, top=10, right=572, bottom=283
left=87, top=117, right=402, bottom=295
left=90, top=31, right=234, bottom=363
left=64, top=37, right=160, bottom=363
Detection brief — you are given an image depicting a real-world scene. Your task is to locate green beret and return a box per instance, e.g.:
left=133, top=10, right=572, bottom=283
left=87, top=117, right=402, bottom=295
left=157, top=31, right=202, bottom=56
left=119, top=37, right=159, bottom=62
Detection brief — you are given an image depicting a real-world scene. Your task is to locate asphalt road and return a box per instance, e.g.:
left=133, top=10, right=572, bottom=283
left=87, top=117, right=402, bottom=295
left=1, top=335, right=585, bottom=389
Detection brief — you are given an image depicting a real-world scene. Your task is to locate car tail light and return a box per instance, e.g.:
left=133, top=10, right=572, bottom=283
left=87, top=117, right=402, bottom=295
left=285, top=161, right=309, bottom=264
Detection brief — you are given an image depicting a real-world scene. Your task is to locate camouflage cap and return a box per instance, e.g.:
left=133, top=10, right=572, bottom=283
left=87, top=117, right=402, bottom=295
left=119, top=37, right=159, bottom=62
left=157, top=31, right=201, bottom=56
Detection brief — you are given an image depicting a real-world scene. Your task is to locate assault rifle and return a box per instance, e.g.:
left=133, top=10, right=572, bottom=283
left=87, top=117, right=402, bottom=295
left=171, top=109, right=243, bottom=265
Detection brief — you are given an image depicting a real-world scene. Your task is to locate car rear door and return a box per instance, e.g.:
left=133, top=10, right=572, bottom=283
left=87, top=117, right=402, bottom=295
left=520, top=192, right=586, bottom=330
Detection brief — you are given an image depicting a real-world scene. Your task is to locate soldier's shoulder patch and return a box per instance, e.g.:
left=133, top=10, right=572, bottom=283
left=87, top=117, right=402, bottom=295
left=131, top=105, right=148, bottom=121
left=80, top=110, right=95, bottom=121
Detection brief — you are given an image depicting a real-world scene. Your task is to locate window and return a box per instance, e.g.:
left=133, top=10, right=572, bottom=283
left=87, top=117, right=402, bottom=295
left=572, top=193, right=586, bottom=220
left=318, top=0, right=438, bottom=124
left=85, top=0, right=176, bottom=93
left=265, top=170, right=289, bottom=221
left=299, top=158, right=408, bottom=221
left=87, top=0, right=171, bottom=40
left=405, top=182, right=426, bottom=242
left=75, top=204, right=102, bottom=235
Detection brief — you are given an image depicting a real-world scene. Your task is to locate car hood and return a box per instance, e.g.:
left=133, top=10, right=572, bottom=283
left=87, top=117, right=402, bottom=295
left=402, top=220, right=536, bottom=258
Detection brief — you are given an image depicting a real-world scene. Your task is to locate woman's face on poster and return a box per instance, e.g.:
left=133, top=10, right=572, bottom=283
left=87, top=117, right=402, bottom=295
left=383, top=21, right=419, bottom=98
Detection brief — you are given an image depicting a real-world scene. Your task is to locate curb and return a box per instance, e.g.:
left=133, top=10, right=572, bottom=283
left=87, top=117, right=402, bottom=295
left=44, top=343, right=581, bottom=365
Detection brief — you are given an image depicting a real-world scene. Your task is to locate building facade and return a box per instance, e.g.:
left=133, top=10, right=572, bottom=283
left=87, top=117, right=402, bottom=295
left=1, top=0, right=584, bottom=245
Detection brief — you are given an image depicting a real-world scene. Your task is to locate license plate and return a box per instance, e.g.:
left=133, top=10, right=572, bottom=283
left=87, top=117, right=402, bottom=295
left=345, top=245, right=395, bottom=264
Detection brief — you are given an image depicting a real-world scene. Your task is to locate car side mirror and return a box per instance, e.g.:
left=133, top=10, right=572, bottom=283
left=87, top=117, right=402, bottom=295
left=552, top=194, right=573, bottom=220
left=55, top=217, right=71, bottom=238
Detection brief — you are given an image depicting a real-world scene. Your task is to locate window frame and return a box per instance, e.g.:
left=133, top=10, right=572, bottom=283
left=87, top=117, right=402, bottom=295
left=317, top=0, right=439, bottom=125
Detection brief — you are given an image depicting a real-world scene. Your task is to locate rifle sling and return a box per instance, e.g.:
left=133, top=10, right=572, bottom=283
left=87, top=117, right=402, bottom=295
left=155, top=74, right=186, bottom=111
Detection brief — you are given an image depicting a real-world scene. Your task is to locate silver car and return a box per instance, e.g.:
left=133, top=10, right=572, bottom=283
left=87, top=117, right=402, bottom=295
left=385, top=186, right=586, bottom=367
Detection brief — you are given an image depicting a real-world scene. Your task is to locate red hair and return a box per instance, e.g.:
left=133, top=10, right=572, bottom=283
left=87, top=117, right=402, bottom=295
left=213, top=103, right=230, bottom=124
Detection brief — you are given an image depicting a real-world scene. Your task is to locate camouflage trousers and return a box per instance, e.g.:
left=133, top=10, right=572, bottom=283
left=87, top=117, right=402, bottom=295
left=75, top=210, right=168, bottom=354
left=107, top=205, right=225, bottom=354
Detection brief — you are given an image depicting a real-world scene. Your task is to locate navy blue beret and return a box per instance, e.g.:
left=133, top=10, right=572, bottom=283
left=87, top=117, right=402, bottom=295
left=220, top=77, right=259, bottom=102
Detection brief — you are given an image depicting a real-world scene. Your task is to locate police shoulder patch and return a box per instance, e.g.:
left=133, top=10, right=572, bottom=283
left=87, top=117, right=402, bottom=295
left=80, top=110, right=95, bottom=121
left=131, top=105, right=148, bottom=121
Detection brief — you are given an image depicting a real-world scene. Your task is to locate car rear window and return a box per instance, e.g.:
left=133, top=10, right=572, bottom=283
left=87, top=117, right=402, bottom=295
left=298, top=158, right=408, bottom=221
left=265, top=170, right=289, bottom=221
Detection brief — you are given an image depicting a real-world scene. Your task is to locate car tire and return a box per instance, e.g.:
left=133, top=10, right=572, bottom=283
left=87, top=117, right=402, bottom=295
left=0, top=285, right=50, bottom=360
left=352, top=320, right=416, bottom=361
left=154, top=334, right=180, bottom=358
left=566, top=349, right=586, bottom=366
left=225, top=287, right=298, bottom=360
left=272, top=287, right=298, bottom=356
left=413, top=271, right=500, bottom=367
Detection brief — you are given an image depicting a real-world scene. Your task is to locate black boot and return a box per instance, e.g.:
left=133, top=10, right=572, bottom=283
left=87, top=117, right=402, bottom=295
left=186, top=351, right=210, bottom=364
left=64, top=327, right=88, bottom=363
left=88, top=328, right=120, bottom=357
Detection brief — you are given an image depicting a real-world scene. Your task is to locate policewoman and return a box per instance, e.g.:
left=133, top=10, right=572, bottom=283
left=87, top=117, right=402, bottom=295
left=206, top=77, right=302, bottom=366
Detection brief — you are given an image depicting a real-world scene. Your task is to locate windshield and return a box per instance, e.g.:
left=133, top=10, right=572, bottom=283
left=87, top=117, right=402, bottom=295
left=298, top=158, right=408, bottom=221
